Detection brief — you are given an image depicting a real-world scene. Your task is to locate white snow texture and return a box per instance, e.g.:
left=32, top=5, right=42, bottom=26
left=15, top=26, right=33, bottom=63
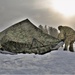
left=0, top=46, right=75, bottom=74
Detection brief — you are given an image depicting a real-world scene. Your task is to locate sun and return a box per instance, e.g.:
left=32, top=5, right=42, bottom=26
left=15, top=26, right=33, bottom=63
left=51, top=0, right=75, bottom=17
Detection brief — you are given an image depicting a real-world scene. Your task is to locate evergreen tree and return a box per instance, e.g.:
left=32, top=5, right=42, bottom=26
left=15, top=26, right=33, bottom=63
left=39, top=25, right=43, bottom=31
left=44, top=25, right=48, bottom=34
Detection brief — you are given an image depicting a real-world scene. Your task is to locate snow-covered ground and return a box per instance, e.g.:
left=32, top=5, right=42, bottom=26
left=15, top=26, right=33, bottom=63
left=0, top=47, right=75, bottom=74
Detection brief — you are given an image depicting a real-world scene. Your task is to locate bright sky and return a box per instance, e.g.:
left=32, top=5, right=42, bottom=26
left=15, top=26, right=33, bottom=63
left=0, top=0, right=75, bottom=31
left=51, top=0, right=75, bottom=17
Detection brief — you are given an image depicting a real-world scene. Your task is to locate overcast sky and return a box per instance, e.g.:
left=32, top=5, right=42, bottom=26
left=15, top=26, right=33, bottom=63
left=0, top=0, right=75, bottom=31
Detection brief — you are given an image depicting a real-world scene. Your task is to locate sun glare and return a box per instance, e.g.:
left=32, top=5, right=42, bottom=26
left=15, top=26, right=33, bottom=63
left=51, top=0, right=75, bottom=17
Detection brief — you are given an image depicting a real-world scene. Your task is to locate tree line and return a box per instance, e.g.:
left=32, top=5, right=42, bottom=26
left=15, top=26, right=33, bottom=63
left=38, top=25, right=58, bottom=38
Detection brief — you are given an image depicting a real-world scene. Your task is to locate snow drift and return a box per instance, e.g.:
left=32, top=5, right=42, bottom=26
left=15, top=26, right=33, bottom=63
left=0, top=47, right=75, bottom=74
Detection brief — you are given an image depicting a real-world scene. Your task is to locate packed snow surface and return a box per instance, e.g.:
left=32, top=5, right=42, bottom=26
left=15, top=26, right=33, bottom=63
left=0, top=47, right=75, bottom=74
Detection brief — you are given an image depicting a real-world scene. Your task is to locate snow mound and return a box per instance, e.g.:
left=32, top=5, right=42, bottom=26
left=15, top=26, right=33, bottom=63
left=0, top=47, right=75, bottom=74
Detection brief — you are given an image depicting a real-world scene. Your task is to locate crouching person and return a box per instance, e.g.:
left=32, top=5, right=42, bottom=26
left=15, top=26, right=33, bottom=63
left=58, top=25, right=75, bottom=52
